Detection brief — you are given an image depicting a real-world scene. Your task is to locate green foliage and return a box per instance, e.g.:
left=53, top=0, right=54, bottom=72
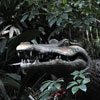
left=0, top=0, right=29, bottom=29
left=45, top=0, right=99, bottom=32
left=0, top=0, right=100, bottom=99
left=1, top=25, right=21, bottom=38
left=0, top=71, right=21, bottom=99
left=39, top=78, right=64, bottom=100
left=39, top=68, right=90, bottom=100
left=84, top=28, right=100, bottom=58
left=67, top=68, right=90, bottom=95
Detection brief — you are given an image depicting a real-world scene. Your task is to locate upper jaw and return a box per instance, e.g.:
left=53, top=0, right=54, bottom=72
left=16, top=42, right=88, bottom=57
left=17, top=42, right=87, bottom=52
left=16, top=42, right=89, bottom=69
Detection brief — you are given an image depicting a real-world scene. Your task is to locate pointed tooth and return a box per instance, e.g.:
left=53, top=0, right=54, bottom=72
left=24, top=60, right=26, bottom=63
left=59, top=56, right=61, bottom=59
left=27, top=59, right=30, bottom=63
left=36, top=56, right=38, bottom=60
left=22, top=69, right=27, bottom=75
left=66, top=57, right=69, bottom=61
left=34, top=60, right=36, bottom=63
left=39, top=54, right=41, bottom=59
left=37, top=60, right=40, bottom=63
left=39, top=56, right=40, bottom=59
left=17, top=52, right=20, bottom=56
left=42, top=54, right=44, bottom=58
left=21, top=59, right=24, bottom=63
left=35, top=59, right=40, bottom=64
left=30, top=51, right=32, bottom=56
left=25, top=52, right=27, bottom=58
left=56, top=56, right=58, bottom=59
left=32, top=60, right=36, bottom=64
left=36, top=55, right=39, bottom=63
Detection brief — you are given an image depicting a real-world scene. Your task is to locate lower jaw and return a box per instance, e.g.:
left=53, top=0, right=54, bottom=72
left=20, top=59, right=87, bottom=71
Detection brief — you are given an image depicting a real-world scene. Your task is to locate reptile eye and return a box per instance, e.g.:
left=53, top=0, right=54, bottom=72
left=63, top=40, right=69, bottom=46
left=59, top=39, right=70, bottom=47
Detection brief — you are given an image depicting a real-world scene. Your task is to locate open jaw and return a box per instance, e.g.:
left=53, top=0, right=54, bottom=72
left=16, top=42, right=89, bottom=70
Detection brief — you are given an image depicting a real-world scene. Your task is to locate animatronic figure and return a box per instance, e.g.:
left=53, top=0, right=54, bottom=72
left=16, top=39, right=100, bottom=100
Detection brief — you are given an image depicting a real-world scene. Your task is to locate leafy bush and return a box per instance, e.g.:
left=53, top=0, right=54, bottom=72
left=0, top=0, right=99, bottom=100
left=39, top=78, right=64, bottom=100
left=39, top=68, right=90, bottom=100
left=67, top=68, right=90, bottom=95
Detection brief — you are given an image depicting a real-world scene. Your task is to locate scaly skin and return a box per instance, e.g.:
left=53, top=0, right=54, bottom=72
left=16, top=39, right=89, bottom=70
left=16, top=39, right=100, bottom=100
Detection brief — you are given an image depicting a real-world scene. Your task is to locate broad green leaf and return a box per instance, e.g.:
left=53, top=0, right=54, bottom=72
left=40, top=82, right=52, bottom=92
left=62, top=0, right=67, bottom=4
left=90, top=18, right=96, bottom=23
left=42, top=80, right=53, bottom=84
left=31, top=39, right=38, bottom=44
left=0, top=20, right=4, bottom=25
left=1, top=25, right=11, bottom=35
left=27, top=0, right=34, bottom=5
left=97, top=1, right=100, bottom=4
left=48, top=82, right=56, bottom=90
left=49, top=18, right=57, bottom=27
left=79, top=1, right=85, bottom=8
left=39, top=89, right=50, bottom=98
left=84, top=20, right=89, bottom=25
left=1, top=76, right=20, bottom=89
left=79, top=84, right=87, bottom=92
left=61, top=13, right=68, bottom=20
left=85, top=72, right=90, bottom=75
left=0, top=38, right=7, bottom=54
left=80, top=67, right=89, bottom=74
left=51, top=86, right=57, bottom=92
left=65, top=8, right=72, bottom=13
left=48, top=84, right=53, bottom=90
left=77, top=79, right=82, bottom=84
left=6, top=73, right=21, bottom=81
left=39, top=27, right=46, bottom=35
left=67, top=81, right=77, bottom=89
left=39, top=92, right=52, bottom=100
left=56, top=18, right=62, bottom=26
left=0, top=80, right=10, bottom=100
left=7, top=26, right=21, bottom=38
left=28, top=6, right=39, bottom=21
left=56, top=78, right=64, bottom=82
left=54, top=83, right=61, bottom=89
left=73, top=74, right=78, bottom=80
left=48, top=16, right=55, bottom=23
left=20, top=14, right=28, bottom=22
left=21, top=22, right=28, bottom=28
left=71, top=70, right=79, bottom=76
left=82, top=78, right=90, bottom=84
left=72, top=86, right=79, bottom=95
left=79, top=73, right=85, bottom=79
left=42, top=7, right=48, bottom=12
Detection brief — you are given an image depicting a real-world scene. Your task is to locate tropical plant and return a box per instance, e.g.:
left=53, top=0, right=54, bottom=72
left=39, top=78, right=64, bottom=100
left=67, top=68, right=90, bottom=97
left=0, top=0, right=100, bottom=99
left=38, top=68, right=90, bottom=100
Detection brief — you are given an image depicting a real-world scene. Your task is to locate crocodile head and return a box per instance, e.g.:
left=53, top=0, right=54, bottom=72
left=16, top=39, right=89, bottom=75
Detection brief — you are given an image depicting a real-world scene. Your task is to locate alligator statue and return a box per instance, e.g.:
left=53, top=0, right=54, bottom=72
left=16, top=39, right=100, bottom=100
